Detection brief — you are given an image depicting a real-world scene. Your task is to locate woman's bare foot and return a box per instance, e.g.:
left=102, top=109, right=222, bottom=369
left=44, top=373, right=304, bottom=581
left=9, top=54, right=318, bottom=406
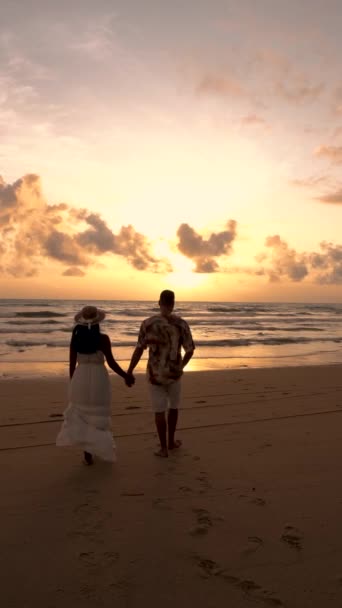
left=168, top=439, right=182, bottom=450
left=154, top=448, right=168, bottom=458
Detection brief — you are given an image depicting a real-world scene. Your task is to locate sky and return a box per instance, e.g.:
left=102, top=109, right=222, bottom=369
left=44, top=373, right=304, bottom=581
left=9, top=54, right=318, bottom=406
left=1, top=0, right=342, bottom=302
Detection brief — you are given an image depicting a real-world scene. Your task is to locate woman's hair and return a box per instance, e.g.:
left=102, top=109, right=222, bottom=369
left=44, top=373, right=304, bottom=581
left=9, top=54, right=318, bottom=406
left=71, top=324, right=101, bottom=354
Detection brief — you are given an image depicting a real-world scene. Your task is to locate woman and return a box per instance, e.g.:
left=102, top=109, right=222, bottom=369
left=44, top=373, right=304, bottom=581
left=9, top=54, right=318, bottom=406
left=56, top=305, right=133, bottom=464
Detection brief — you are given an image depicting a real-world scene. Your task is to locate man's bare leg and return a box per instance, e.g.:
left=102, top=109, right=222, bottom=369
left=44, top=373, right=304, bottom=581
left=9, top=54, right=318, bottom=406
left=168, top=408, right=181, bottom=449
left=154, top=412, right=168, bottom=457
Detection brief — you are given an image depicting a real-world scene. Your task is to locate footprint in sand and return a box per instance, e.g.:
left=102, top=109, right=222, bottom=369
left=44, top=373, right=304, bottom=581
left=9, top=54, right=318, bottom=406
left=281, top=525, right=303, bottom=550
left=152, top=498, right=172, bottom=511
left=79, top=551, right=95, bottom=566
left=179, top=485, right=193, bottom=493
left=79, top=550, right=119, bottom=568
left=189, top=525, right=209, bottom=537
left=74, top=502, right=90, bottom=514
left=224, top=575, right=283, bottom=605
left=189, top=508, right=213, bottom=536
left=192, top=555, right=283, bottom=605
left=241, top=536, right=264, bottom=556
left=238, top=493, right=266, bottom=507
left=196, top=472, right=212, bottom=491
left=193, top=557, right=223, bottom=577
left=250, top=497, right=266, bottom=507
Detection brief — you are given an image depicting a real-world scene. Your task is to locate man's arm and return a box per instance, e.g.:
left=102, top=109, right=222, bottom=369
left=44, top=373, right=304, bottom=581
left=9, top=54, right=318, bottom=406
left=181, top=349, right=194, bottom=370
left=127, top=345, right=144, bottom=375
left=181, top=320, right=195, bottom=370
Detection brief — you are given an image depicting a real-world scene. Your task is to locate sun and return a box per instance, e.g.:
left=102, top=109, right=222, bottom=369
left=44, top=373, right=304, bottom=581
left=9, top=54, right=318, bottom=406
left=166, top=254, right=209, bottom=291
left=152, top=241, right=209, bottom=294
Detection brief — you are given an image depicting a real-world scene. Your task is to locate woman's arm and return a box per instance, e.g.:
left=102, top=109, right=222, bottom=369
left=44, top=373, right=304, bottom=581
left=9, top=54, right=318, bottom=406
left=101, top=334, right=134, bottom=384
left=69, top=343, right=77, bottom=379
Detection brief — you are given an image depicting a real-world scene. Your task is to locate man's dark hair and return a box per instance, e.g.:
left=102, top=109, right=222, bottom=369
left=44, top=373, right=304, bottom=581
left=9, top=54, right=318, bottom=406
left=71, top=324, right=101, bottom=353
left=159, top=289, right=175, bottom=305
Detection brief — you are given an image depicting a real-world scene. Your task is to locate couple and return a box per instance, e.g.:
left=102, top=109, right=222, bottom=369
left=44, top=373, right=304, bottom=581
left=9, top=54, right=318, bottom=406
left=56, top=290, right=195, bottom=464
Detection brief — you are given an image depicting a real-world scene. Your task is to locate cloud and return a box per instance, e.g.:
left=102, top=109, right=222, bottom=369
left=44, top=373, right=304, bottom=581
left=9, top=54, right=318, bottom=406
left=177, top=220, right=237, bottom=273
left=290, top=175, right=342, bottom=202
left=264, top=235, right=309, bottom=282
left=68, top=19, right=115, bottom=62
left=194, top=50, right=323, bottom=112
left=275, top=81, right=324, bottom=103
left=0, top=174, right=172, bottom=277
left=196, top=73, right=246, bottom=98
left=256, top=236, right=342, bottom=285
left=308, top=242, right=342, bottom=284
left=63, top=267, right=86, bottom=277
left=240, top=114, right=267, bottom=126
left=291, top=175, right=331, bottom=189
left=252, top=49, right=324, bottom=105
left=316, top=189, right=342, bottom=204
left=315, top=145, right=342, bottom=164
left=333, top=86, right=342, bottom=115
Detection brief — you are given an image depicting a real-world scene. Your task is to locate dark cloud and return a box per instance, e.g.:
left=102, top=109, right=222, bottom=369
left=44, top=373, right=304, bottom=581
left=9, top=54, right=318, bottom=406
left=264, top=235, right=308, bottom=282
left=308, top=242, right=342, bottom=284
left=74, top=211, right=172, bottom=272
left=0, top=173, right=172, bottom=277
left=177, top=220, right=237, bottom=273
left=63, top=267, right=86, bottom=277
left=315, top=145, right=342, bottom=164
left=256, top=236, right=342, bottom=285
left=316, top=189, right=342, bottom=204
left=195, top=258, right=219, bottom=273
left=113, top=225, right=172, bottom=271
left=75, top=211, right=116, bottom=252
left=45, top=230, right=88, bottom=265
left=290, top=175, right=342, bottom=203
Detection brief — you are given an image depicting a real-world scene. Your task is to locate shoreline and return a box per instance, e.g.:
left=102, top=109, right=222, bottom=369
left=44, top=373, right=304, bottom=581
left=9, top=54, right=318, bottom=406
left=1, top=351, right=342, bottom=379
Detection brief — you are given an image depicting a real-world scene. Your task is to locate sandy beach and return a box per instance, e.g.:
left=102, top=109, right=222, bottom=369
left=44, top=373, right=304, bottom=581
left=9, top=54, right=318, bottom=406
left=1, top=365, right=342, bottom=607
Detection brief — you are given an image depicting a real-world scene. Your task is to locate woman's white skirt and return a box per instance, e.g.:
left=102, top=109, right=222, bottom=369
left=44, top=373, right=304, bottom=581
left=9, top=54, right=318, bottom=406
left=56, top=363, right=116, bottom=462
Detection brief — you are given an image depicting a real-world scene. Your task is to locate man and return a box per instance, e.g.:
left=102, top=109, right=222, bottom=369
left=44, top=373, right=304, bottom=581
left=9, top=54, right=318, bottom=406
left=126, top=290, right=195, bottom=457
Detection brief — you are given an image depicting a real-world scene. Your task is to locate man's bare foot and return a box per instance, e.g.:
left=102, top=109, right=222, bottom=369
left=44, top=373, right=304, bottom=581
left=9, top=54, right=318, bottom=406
left=83, top=451, right=94, bottom=465
left=154, top=448, right=168, bottom=458
left=168, top=439, right=182, bottom=450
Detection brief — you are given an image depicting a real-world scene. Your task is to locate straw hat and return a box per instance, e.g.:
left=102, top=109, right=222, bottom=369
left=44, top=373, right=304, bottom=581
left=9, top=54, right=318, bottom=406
left=74, top=305, right=106, bottom=326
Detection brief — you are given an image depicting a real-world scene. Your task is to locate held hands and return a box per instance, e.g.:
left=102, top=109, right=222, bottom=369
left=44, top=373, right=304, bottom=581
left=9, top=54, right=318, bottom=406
left=124, top=372, right=135, bottom=387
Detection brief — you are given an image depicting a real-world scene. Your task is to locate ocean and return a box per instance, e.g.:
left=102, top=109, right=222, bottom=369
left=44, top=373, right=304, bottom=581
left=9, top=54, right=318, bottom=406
left=0, top=299, right=342, bottom=377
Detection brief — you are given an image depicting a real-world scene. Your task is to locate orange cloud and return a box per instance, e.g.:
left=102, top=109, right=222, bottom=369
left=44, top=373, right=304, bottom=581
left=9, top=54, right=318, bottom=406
left=0, top=174, right=172, bottom=277
left=256, top=236, right=342, bottom=284
left=196, top=73, right=246, bottom=98
left=177, top=220, right=237, bottom=273
left=316, top=189, right=342, bottom=204
left=315, top=145, right=342, bottom=164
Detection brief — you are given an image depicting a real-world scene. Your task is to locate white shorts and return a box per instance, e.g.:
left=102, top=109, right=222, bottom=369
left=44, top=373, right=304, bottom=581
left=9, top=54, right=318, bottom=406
left=149, top=379, right=182, bottom=413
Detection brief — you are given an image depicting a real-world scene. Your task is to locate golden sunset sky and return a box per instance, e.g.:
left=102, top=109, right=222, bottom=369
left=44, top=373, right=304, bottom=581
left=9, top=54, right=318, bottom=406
left=1, top=0, right=342, bottom=301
